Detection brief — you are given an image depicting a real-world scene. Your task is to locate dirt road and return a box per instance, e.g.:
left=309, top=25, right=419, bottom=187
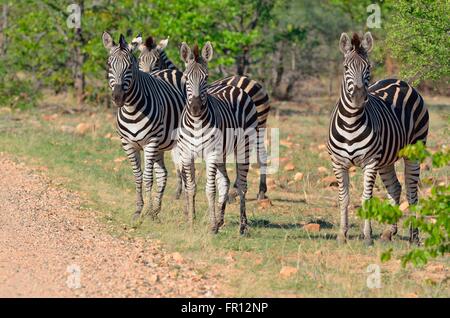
left=0, top=155, right=217, bottom=297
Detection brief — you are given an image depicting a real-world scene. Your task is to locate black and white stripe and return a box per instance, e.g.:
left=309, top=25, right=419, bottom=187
left=103, top=32, right=185, bottom=222
left=133, top=34, right=270, bottom=200
left=177, top=42, right=258, bottom=234
left=327, top=32, right=429, bottom=245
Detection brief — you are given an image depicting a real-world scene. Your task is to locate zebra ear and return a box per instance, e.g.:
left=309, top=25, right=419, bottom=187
left=102, top=31, right=115, bottom=50
left=361, top=32, right=373, bottom=53
left=180, top=42, right=191, bottom=64
left=202, top=41, right=213, bottom=62
left=119, top=34, right=128, bottom=50
left=158, top=37, right=169, bottom=50
left=339, top=33, right=352, bottom=54
left=129, top=33, right=142, bottom=52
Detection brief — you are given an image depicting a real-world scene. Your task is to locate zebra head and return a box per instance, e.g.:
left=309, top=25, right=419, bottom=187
left=339, top=32, right=373, bottom=108
left=180, top=42, right=214, bottom=117
left=131, top=34, right=169, bottom=73
left=102, top=32, right=137, bottom=107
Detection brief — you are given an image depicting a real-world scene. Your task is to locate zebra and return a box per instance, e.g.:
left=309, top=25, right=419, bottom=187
left=102, top=31, right=185, bottom=222
left=177, top=42, right=258, bottom=235
left=132, top=34, right=270, bottom=201
left=130, top=34, right=178, bottom=72
left=327, top=32, right=429, bottom=246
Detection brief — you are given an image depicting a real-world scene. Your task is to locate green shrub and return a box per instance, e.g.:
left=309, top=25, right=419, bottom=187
left=358, top=141, right=450, bottom=267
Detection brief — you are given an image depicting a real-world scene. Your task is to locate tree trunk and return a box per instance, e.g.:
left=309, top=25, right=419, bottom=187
left=73, top=1, right=85, bottom=108
left=236, top=46, right=249, bottom=76
left=0, top=4, right=8, bottom=57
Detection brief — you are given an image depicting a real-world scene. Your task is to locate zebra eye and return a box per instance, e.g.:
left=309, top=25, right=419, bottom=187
left=344, top=65, right=349, bottom=70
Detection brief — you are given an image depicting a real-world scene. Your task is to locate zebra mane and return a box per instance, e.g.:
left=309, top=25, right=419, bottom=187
left=145, top=36, right=156, bottom=49
left=193, top=44, right=200, bottom=62
left=351, top=33, right=366, bottom=55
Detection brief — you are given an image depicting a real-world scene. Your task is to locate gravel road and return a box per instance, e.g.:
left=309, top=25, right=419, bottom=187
left=0, top=155, right=218, bottom=297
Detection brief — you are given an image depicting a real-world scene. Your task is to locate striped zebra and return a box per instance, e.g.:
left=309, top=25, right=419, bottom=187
left=130, top=34, right=177, bottom=72
left=177, top=42, right=258, bottom=234
left=102, top=32, right=185, bottom=222
left=132, top=34, right=270, bottom=201
left=327, top=32, right=429, bottom=246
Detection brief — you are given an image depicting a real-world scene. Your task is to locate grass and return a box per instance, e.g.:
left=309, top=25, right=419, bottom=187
left=0, top=96, right=448, bottom=297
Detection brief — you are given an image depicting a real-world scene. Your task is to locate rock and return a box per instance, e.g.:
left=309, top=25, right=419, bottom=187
left=171, top=252, right=184, bottom=264
left=279, top=266, right=298, bottom=278
left=280, top=139, right=294, bottom=148
left=317, top=144, right=327, bottom=151
left=317, top=166, right=329, bottom=174
left=303, top=223, right=320, bottom=232
left=294, top=172, right=304, bottom=181
left=321, top=176, right=338, bottom=187
left=110, top=136, right=121, bottom=142
left=258, top=199, right=273, bottom=210
left=75, top=123, right=91, bottom=135
left=114, top=157, right=127, bottom=163
left=0, top=107, right=12, bottom=114
left=149, top=274, right=159, bottom=283
left=399, top=201, right=409, bottom=212
left=60, top=125, right=75, bottom=133
left=42, top=114, right=58, bottom=121
left=284, top=162, right=295, bottom=171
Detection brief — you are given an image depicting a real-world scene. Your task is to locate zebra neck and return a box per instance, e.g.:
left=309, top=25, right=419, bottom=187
left=122, top=66, right=144, bottom=112
left=183, top=103, right=216, bottom=130
left=160, top=51, right=177, bottom=71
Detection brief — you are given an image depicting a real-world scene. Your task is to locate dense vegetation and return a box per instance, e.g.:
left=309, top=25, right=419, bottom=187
left=0, top=0, right=448, bottom=109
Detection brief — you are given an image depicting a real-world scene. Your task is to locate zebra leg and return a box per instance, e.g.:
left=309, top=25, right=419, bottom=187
left=215, top=163, right=230, bottom=229
left=150, top=153, right=168, bottom=219
left=228, top=168, right=238, bottom=203
left=171, top=147, right=183, bottom=200
left=379, top=165, right=401, bottom=241
left=333, top=166, right=350, bottom=244
left=142, top=141, right=158, bottom=218
left=404, top=159, right=421, bottom=245
left=123, top=143, right=144, bottom=223
left=182, top=159, right=196, bottom=226
left=256, top=127, right=268, bottom=200
left=362, top=167, right=377, bottom=246
left=236, top=138, right=250, bottom=236
left=205, top=160, right=219, bottom=234
left=175, top=168, right=183, bottom=200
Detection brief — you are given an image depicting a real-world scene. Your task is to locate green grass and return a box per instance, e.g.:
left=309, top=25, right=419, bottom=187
left=0, top=97, right=448, bottom=297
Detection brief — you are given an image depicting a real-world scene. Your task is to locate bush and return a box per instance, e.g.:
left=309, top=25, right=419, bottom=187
left=358, top=141, right=450, bottom=267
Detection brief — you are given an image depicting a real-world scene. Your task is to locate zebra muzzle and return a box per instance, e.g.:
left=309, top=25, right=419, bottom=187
left=112, top=84, right=125, bottom=107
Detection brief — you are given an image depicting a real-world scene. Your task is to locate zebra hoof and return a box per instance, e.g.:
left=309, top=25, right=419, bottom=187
left=175, top=190, right=182, bottom=200
left=228, top=188, right=238, bottom=203
left=210, top=225, right=219, bottom=234
left=216, top=219, right=224, bottom=229
left=337, top=233, right=347, bottom=245
left=239, top=225, right=249, bottom=236
left=131, top=212, right=142, bottom=227
left=257, top=192, right=267, bottom=201
left=380, top=229, right=393, bottom=242
left=409, top=236, right=421, bottom=246
left=364, top=238, right=374, bottom=247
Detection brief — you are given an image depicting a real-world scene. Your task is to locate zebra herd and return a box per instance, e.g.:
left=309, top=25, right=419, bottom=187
left=102, top=31, right=429, bottom=245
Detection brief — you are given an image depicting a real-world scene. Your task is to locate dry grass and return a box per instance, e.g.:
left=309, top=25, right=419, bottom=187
left=0, top=94, right=448, bottom=297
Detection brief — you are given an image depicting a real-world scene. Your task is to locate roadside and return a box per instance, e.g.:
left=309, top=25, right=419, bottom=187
left=0, top=154, right=218, bottom=297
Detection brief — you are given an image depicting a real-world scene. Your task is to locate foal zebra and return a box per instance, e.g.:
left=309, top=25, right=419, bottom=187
left=130, top=34, right=177, bottom=72
left=132, top=34, right=270, bottom=201
left=177, top=42, right=258, bottom=234
left=102, top=32, right=185, bottom=222
left=327, top=32, right=429, bottom=245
